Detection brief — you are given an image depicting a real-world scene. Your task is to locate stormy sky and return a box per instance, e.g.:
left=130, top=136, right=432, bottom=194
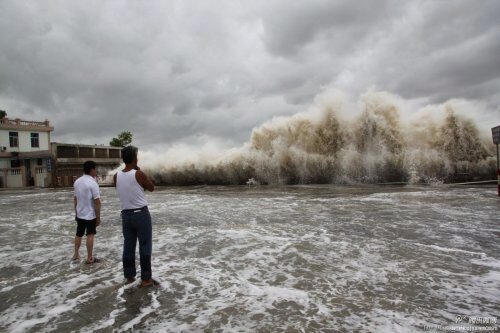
left=0, top=0, right=499, bottom=150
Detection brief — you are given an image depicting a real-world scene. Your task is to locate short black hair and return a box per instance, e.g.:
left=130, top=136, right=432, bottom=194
left=122, top=145, right=138, bottom=164
left=83, top=161, right=96, bottom=174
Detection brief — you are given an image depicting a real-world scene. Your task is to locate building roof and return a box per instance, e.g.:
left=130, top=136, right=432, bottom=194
left=51, top=142, right=122, bottom=149
left=0, top=117, right=54, bottom=132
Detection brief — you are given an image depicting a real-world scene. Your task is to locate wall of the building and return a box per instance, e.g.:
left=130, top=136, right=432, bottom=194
left=6, top=169, right=23, bottom=187
left=55, top=163, right=117, bottom=187
left=50, top=143, right=121, bottom=187
left=0, top=166, right=22, bottom=188
left=0, top=130, right=50, bottom=152
left=32, top=158, right=50, bottom=187
left=0, top=130, right=7, bottom=150
left=0, top=157, right=51, bottom=188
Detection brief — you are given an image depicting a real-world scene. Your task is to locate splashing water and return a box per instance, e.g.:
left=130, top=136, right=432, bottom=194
left=147, top=91, right=496, bottom=186
left=1, top=186, right=499, bottom=332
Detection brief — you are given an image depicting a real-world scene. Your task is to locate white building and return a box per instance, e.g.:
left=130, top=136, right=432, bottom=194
left=0, top=117, right=53, bottom=188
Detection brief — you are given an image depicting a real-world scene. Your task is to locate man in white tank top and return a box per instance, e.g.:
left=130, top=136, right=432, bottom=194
left=114, top=145, right=155, bottom=287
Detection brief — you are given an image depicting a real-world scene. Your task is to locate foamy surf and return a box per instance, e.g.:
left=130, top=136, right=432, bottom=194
left=0, top=185, right=498, bottom=332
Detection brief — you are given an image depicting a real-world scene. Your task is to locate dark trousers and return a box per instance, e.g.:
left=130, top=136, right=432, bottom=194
left=121, top=207, right=152, bottom=281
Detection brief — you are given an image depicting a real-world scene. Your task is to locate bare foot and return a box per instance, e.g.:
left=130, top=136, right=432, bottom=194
left=140, top=279, right=153, bottom=287
left=85, top=257, right=101, bottom=264
left=72, top=256, right=80, bottom=261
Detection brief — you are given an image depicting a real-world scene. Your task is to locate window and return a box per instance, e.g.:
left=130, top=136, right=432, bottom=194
left=11, top=160, right=20, bottom=168
left=37, top=158, right=43, bottom=166
left=31, top=133, right=39, bottom=148
left=9, top=132, right=18, bottom=148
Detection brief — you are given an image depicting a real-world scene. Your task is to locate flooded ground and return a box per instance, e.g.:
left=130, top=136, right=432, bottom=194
left=0, top=185, right=498, bottom=332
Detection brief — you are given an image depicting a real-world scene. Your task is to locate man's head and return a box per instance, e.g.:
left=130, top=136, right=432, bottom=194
left=83, top=161, right=97, bottom=177
left=122, top=145, right=138, bottom=165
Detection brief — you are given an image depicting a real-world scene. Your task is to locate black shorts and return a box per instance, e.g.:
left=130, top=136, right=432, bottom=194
left=75, top=217, right=97, bottom=237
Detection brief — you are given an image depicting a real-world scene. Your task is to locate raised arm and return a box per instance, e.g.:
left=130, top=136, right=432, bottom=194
left=136, top=170, right=155, bottom=192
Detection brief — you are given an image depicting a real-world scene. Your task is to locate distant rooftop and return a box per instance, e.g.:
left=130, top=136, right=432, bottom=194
left=52, top=142, right=122, bottom=149
left=0, top=117, right=53, bottom=131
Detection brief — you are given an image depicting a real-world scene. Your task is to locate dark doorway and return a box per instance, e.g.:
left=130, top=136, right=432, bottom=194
left=25, top=159, right=34, bottom=186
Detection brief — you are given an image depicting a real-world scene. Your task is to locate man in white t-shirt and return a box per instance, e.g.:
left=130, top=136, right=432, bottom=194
left=73, top=161, right=101, bottom=264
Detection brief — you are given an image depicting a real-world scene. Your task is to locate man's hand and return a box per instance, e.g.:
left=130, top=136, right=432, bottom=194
left=96, top=217, right=101, bottom=226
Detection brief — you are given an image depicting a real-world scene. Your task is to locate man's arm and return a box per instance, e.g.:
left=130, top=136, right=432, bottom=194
left=113, top=173, right=117, bottom=187
left=74, top=196, right=77, bottom=217
left=94, top=198, right=101, bottom=226
left=135, top=170, right=155, bottom=192
left=91, top=181, right=101, bottom=226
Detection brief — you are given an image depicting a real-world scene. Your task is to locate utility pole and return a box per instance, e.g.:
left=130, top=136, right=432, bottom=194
left=492, top=126, right=500, bottom=197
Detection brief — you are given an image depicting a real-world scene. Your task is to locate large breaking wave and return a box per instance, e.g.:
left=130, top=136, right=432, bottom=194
left=146, top=91, right=496, bottom=185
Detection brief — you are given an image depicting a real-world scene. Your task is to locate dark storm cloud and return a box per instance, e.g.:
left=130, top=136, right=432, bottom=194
left=372, top=1, right=500, bottom=104
left=0, top=0, right=498, bottom=149
left=260, top=0, right=401, bottom=57
left=392, top=36, right=500, bottom=103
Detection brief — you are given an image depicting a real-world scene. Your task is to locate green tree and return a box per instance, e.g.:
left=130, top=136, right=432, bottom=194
left=0, top=110, right=6, bottom=119
left=110, top=131, right=133, bottom=147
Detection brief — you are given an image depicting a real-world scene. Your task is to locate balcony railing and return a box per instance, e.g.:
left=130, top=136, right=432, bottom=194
left=35, top=167, right=47, bottom=174
left=9, top=168, right=22, bottom=175
left=0, top=117, right=51, bottom=127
